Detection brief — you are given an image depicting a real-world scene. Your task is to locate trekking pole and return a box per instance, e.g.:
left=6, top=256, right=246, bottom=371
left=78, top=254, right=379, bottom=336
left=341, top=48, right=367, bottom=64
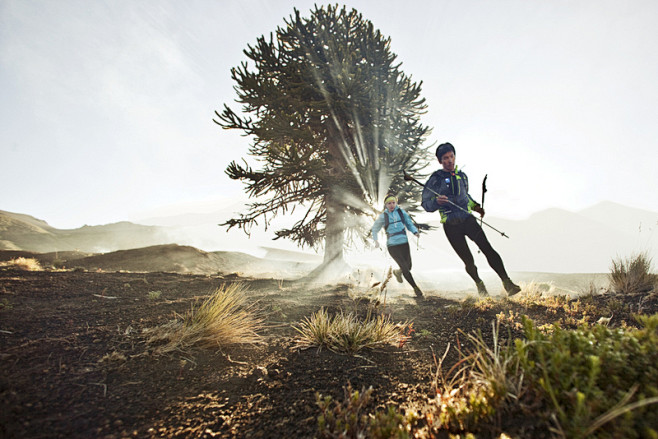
left=477, top=174, right=488, bottom=254
left=480, top=174, right=488, bottom=229
left=403, top=170, right=510, bottom=238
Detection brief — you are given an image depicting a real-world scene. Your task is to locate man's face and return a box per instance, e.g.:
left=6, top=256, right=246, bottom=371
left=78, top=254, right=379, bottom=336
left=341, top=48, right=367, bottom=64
left=439, top=151, right=456, bottom=172
left=385, top=200, right=397, bottom=212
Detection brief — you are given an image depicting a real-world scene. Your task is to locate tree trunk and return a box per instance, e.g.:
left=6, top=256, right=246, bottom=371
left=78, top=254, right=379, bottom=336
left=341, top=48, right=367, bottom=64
left=304, top=189, right=350, bottom=282
left=323, top=191, right=345, bottom=265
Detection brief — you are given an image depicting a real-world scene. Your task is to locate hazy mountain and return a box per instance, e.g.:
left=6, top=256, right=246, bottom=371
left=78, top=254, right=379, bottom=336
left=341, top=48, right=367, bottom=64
left=483, top=204, right=657, bottom=273
left=0, top=210, right=170, bottom=253
left=0, top=244, right=316, bottom=278
left=1, top=201, right=656, bottom=273
left=578, top=201, right=658, bottom=236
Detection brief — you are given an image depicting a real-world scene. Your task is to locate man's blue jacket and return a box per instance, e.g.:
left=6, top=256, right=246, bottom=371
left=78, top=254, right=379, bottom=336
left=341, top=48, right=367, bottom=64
left=421, top=166, right=479, bottom=224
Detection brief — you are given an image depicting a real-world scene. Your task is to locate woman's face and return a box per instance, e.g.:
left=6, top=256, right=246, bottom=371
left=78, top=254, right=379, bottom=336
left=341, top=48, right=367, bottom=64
left=386, top=200, right=397, bottom=212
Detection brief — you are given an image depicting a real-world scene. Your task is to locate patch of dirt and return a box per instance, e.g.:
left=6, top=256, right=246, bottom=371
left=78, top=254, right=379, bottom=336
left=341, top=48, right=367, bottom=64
left=0, top=267, right=655, bottom=438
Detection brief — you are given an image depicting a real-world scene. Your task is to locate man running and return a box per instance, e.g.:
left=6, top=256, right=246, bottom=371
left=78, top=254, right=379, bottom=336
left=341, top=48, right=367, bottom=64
left=421, top=142, right=521, bottom=296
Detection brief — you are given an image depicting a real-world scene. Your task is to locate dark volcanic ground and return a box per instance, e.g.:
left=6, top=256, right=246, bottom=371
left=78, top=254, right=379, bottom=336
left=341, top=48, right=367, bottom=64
left=1, top=266, right=654, bottom=438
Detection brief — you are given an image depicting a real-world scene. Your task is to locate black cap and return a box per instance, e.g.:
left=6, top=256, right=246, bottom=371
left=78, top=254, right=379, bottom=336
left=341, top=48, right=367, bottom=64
left=436, top=142, right=456, bottom=161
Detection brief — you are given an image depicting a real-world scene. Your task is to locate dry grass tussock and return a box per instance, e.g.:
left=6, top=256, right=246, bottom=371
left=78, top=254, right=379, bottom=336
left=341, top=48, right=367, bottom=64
left=609, top=252, right=657, bottom=295
left=0, top=257, right=42, bottom=271
left=428, top=321, right=525, bottom=432
left=293, top=307, right=410, bottom=354
left=146, top=283, right=263, bottom=354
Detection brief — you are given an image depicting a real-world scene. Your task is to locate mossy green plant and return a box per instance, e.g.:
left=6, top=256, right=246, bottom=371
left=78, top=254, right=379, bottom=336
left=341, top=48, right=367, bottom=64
left=317, top=384, right=417, bottom=439
left=515, top=314, right=658, bottom=438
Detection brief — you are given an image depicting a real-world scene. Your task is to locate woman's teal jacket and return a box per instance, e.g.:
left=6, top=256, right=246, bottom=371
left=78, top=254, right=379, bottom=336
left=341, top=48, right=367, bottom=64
left=371, top=206, right=418, bottom=247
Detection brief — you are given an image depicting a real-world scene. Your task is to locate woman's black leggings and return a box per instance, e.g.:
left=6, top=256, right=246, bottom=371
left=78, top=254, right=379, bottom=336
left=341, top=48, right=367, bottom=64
left=443, top=216, right=510, bottom=283
left=387, top=242, right=419, bottom=289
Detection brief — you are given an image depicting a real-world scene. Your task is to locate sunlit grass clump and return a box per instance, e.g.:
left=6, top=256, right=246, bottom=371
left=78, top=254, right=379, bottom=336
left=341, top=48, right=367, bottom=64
left=293, top=308, right=409, bottom=354
left=0, top=257, right=42, bottom=271
left=146, top=283, right=262, bottom=354
left=609, top=252, right=656, bottom=295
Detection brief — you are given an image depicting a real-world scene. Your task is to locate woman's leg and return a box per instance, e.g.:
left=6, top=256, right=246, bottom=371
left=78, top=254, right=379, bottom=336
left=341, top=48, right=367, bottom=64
left=387, top=243, right=420, bottom=290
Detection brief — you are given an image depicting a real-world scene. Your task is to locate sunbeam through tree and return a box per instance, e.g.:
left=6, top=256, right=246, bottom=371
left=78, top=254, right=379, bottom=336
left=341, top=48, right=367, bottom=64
left=214, top=5, right=432, bottom=280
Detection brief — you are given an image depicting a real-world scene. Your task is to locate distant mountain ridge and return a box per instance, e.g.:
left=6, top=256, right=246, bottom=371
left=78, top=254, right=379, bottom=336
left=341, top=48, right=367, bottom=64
left=480, top=202, right=658, bottom=273
left=0, top=210, right=169, bottom=253
left=1, top=202, right=656, bottom=273
left=0, top=244, right=315, bottom=277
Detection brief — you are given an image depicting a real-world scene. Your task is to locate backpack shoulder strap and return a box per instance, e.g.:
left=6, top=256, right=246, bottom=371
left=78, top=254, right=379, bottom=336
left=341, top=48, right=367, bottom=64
left=384, top=209, right=406, bottom=230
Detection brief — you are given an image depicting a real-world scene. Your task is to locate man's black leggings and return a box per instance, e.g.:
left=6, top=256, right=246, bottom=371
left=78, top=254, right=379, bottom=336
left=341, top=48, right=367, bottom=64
left=387, top=242, right=419, bottom=289
left=443, top=216, right=510, bottom=283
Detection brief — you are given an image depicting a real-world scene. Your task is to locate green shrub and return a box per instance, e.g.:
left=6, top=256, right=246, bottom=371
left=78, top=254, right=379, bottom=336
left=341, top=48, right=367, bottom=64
left=428, top=316, right=658, bottom=437
left=317, top=384, right=417, bottom=439
left=314, top=317, right=658, bottom=438
left=515, top=315, right=658, bottom=438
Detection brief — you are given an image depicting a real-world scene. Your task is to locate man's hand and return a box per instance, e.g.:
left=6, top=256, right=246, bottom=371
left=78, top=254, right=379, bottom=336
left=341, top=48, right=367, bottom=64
left=435, top=195, right=449, bottom=205
left=472, top=205, right=485, bottom=217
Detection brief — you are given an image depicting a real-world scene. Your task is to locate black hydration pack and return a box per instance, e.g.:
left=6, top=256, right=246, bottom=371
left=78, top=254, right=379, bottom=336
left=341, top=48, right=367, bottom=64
left=384, top=209, right=406, bottom=238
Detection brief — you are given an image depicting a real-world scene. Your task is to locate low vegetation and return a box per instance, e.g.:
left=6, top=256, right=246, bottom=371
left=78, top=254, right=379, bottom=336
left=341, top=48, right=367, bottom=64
left=316, top=253, right=658, bottom=438
left=317, top=315, right=658, bottom=438
left=0, top=257, right=42, bottom=271
left=609, top=251, right=657, bottom=295
left=293, top=308, right=410, bottom=354
left=317, top=384, right=418, bottom=439
left=145, top=283, right=263, bottom=354
left=5, top=248, right=655, bottom=437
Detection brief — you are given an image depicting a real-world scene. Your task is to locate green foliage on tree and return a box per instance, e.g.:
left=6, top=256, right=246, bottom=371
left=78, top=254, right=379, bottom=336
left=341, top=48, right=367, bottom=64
left=214, top=5, right=431, bottom=271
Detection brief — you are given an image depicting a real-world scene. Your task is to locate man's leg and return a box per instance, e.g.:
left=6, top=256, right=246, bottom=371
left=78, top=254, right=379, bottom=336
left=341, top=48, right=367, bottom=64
left=463, top=218, right=509, bottom=279
left=444, top=223, right=481, bottom=283
left=464, top=217, right=521, bottom=295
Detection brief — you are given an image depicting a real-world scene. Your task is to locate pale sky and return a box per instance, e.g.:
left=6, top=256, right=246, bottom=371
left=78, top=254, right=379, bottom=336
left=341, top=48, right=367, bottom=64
left=2, top=0, right=657, bottom=231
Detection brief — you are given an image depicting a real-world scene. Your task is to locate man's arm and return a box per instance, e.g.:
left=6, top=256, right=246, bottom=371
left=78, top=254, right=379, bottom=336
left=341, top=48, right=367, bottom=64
left=464, top=171, right=484, bottom=216
left=421, top=175, right=440, bottom=212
